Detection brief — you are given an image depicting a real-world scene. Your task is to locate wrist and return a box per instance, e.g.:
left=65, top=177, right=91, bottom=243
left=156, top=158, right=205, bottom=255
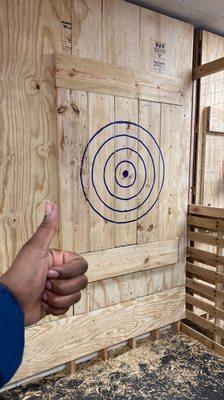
left=0, top=274, right=23, bottom=312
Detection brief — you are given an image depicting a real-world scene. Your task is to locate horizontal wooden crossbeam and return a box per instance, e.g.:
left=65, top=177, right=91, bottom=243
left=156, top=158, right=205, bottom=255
left=55, top=53, right=184, bottom=105
left=84, top=239, right=178, bottom=283
left=192, top=57, right=224, bottom=80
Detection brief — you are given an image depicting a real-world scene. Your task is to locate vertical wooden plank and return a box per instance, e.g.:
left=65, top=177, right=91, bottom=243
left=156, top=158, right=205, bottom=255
left=57, top=89, right=90, bottom=319
left=102, top=0, right=140, bottom=68
left=138, top=101, right=161, bottom=244
left=88, top=93, right=115, bottom=251
left=57, top=89, right=89, bottom=253
left=203, top=127, right=224, bottom=208
left=57, top=88, right=74, bottom=252
left=71, top=90, right=89, bottom=253
left=159, top=103, right=190, bottom=241
left=114, top=97, right=138, bottom=246
left=159, top=104, right=178, bottom=241
left=72, top=0, right=102, bottom=60
left=199, top=107, right=209, bottom=206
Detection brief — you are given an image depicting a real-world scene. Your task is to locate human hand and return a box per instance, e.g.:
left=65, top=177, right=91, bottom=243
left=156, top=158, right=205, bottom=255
left=0, top=202, right=88, bottom=326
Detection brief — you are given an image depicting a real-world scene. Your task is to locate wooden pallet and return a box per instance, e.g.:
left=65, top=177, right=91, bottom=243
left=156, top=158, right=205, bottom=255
left=183, top=205, right=224, bottom=356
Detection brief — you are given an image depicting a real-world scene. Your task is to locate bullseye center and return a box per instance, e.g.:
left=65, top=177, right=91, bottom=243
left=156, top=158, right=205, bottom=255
left=122, top=169, right=129, bottom=178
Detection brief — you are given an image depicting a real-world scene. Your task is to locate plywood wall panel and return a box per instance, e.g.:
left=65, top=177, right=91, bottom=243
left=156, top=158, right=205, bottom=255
left=72, top=0, right=102, bottom=60
left=140, top=8, right=193, bottom=78
left=102, top=0, right=140, bottom=69
left=0, top=0, right=73, bottom=273
left=0, top=53, right=59, bottom=269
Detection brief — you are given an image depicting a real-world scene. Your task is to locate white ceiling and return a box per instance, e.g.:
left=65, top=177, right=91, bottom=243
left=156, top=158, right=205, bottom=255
left=126, top=0, right=224, bottom=36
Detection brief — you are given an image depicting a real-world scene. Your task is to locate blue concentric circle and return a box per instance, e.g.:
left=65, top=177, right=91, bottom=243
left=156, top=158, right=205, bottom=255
left=102, top=144, right=149, bottom=201
left=80, top=121, right=165, bottom=224
left=115, top=160, right=136, bottom=188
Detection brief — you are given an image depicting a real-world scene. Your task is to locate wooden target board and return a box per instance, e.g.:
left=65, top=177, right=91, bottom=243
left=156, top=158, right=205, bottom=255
left=0, top=0, right=194, bottom=385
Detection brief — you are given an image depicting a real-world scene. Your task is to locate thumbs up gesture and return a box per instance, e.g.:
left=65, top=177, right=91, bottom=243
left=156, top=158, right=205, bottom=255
left=0, top=202, right=88, bottom=326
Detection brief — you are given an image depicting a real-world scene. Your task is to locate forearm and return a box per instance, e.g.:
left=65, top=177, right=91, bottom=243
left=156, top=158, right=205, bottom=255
left=0, top=284, right=24, bottom=388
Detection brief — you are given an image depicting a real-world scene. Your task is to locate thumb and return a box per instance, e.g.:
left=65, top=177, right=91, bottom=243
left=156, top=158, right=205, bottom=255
left=30, top=201, right=58, bottom=253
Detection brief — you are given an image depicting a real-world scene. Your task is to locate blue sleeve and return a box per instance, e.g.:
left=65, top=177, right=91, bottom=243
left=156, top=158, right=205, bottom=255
left=0, top=284, right=25, bottom=388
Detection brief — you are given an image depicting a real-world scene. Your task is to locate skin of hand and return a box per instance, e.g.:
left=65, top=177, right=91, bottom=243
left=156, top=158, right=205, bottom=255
left=0, top=202, right=88, bottom=326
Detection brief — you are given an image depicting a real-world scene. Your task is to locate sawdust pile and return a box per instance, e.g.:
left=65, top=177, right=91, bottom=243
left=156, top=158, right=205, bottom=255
left=2, top=333, right=224, bottom=400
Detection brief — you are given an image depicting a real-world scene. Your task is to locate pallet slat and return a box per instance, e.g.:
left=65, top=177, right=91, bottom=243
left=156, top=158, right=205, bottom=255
left=180, top=323, right=224, bottom=357
left=186, top=310, right=224, bottom=339
left=186, top=293, right=224, bottom=321
left=188, top=230, right=224, bottom=248
left=187, top=204, right=224, bottom=356
left=188, top=204, right=224, bottom=219
left=187, top=246, right=224, bottom=267
left=186, top=277, right=224, bottom=302
left=188, top=215, right=218, bottom=231
left=186, top=262, right=224, bottom=285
